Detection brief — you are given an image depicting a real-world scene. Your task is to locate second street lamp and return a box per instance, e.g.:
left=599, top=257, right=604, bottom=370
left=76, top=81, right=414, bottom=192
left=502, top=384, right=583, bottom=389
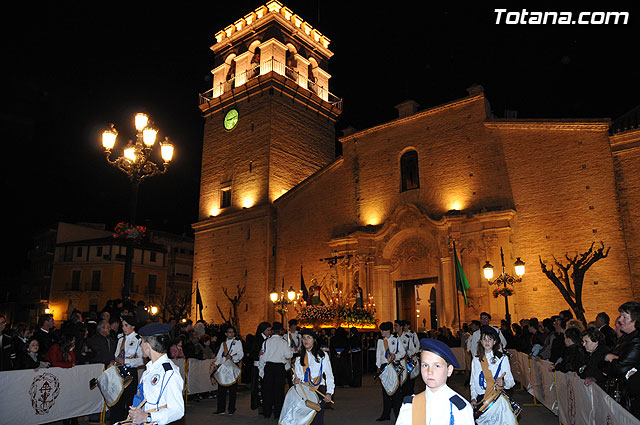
left=482, top=247, right=525, bottom=325
left=101, top=113, right=174, bottom=300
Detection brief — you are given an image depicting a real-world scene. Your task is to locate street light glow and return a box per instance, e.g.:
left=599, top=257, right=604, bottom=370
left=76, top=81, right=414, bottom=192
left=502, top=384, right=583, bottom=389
left=135, top=113, right=149, bottom=131
left=142, top=128, right=158, bottom=147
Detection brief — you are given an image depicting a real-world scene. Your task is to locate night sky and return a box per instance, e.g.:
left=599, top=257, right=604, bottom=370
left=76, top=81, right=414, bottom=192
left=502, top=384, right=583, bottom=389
left=4, top=1, right=639, bottom=278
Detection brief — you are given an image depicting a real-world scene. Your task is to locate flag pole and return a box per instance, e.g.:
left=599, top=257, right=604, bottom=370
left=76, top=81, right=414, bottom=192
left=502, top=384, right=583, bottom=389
left=453, top=240, right=462, bottom=340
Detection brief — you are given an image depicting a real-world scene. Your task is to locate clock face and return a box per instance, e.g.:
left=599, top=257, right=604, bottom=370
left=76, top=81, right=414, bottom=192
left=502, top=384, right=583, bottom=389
left=224, top=109, right=239, bottom=131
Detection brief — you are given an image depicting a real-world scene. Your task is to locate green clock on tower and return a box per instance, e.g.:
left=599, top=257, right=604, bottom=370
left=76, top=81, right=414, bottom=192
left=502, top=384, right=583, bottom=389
left=223, top=108, right=239, bottom=131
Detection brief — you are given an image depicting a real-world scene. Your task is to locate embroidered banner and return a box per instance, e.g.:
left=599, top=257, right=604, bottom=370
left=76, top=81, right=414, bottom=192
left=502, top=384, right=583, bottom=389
left=0, top=364, right=104, bottom=425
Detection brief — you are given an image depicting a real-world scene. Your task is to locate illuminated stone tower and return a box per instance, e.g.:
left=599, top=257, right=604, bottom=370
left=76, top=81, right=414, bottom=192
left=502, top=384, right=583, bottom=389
left=193, top=0, right=342, bottom=333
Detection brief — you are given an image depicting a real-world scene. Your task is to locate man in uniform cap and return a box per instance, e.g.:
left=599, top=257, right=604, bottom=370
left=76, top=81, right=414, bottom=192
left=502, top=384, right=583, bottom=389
left=126, top=322, right=184, bottom=425
left=395, top=338, right=474, bottom=425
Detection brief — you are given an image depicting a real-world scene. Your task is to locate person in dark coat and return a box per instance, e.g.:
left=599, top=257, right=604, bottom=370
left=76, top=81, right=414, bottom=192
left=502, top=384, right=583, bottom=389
left=579, top=328, right=609, bottom=388
left=86, top=320, right=116, bottom=365
left=34, top=313, right=56, bottom=356
left=553, top=327, right=586, bottom=373
left=597, top=312, right=618, bottom=349
left=250, top=322, right=271, bottom=413
left=330, top=327, right=350, bottom=387
left=15, top=338, right=50, bottom=370
left=348, top=327, right=363, bottom=387
left=0, top=314, right=16, bottom=371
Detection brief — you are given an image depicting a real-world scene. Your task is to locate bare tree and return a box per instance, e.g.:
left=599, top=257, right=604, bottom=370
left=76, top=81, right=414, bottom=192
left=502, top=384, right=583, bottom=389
left=159, top=289, right=193, bottom=323
left=539, top=241, right=610, bottom=325
left=215, top=284, right=246, bottom=331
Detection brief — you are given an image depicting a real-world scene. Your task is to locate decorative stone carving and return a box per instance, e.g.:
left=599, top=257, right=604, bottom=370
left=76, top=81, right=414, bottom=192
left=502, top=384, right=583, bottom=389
left=390, top=238, right=432, bottom=272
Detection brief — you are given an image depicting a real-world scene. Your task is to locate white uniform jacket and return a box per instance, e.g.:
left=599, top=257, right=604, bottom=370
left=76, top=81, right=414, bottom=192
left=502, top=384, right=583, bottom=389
left=466, top=327, right=507, bottom=356
left=294, top=350, right=335, bottom=394
left=258, top=334, right=292, bottom=378
left=138, top=354, right=184, bottom=425
left=470, top=352, right=515, bottom=401
left=395, top=385, right=474, bottom=425
left=400, top=332, right=419, bottom=358
left=114, top=332, right=143, bottom=368
left=376, top=335, right=405, bottom=369
left=288, top=331, right=301, bottom=356
left=215, top=338, right=244, bottom=365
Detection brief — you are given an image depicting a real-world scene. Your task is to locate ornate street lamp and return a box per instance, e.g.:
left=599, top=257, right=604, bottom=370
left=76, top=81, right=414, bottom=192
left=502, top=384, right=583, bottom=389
left=482, top=247, right=525, bottom=324
left=269, top=278, right=296, bottom=323
left=101, top=113, right=174, bottom=300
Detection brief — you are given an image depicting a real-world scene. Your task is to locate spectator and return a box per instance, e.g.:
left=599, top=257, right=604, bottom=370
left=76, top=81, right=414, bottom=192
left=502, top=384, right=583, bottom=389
left=538, top=318, right=556, bottom=360
left=500, top=319, right=515, bottom=348
left=0, top=314, right=16, bottom=370
left=510, top=323, right=522, bottom=352
left=87, top=320, right=116, bottom=365
left=109, top=317, right=120, bottom=340
left=34, top=313, right=56, bottom=356
left=550, top=316, right=567, bottom=363
left=45, top=333, right=76, bottom=368
left=15, top=338, right=50, bottom=370
left=169, top=334, right=186, bottom=359
left=553, top=327, right=586, bottom=373
left=579, top=328, right=609, bottom=388
left=596, top=312, right=617, bottom=349
left=567, top=318, right=585, bottom=333
left=12, top=322, right=35, bottom=354
left=559, top=309, right=574, bottom=321
left=134, top=301, right=149, bottom=328
left=71, top=322, right=92, bottom=365
left=198, top=334, right=215, bottom=359
left=605, top=302, right=640, bottom=418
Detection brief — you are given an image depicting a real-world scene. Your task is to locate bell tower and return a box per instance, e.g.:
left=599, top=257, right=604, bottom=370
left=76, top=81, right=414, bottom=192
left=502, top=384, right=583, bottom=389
left=193, top=0, right=342, bottom=333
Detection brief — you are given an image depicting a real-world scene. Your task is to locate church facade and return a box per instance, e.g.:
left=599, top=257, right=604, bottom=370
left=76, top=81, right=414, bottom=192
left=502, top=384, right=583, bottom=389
left=193, top=1, right=639, bottom=335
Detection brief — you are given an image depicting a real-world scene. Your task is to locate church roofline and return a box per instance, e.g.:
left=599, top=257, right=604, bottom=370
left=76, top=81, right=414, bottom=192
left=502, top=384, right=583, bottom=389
left=339, top=94, right=486, bottom=143
left=484, top=119, right=610, bottom=131
left=273, top=157, right=344, bottom=206
left=610, top=127, right=640, bottom=154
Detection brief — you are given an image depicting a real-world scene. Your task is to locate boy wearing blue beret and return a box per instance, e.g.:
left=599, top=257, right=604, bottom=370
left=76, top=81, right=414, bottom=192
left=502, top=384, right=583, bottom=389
left=395, top=338, right=474, bottom=425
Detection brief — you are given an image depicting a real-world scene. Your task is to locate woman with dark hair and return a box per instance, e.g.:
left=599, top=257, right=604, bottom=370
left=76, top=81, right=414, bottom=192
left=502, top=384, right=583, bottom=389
left=250, top=321, right=271, bottom=413
left=552, top=327, right=586, bottom=373
left=45, top=333, right=76, bottom=368
left=470, top=325, right=516, bottom=424
left=16, top=338, right=50, bottom=370
left=292, top=328, right=334, bottom=425
left=579, top=328, right=609, bottom=388
left=605, top=301, right=640, bottom=418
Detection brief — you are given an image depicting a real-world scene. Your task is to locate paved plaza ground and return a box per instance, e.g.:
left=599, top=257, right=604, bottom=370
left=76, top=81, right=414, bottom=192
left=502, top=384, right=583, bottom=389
left=177, top=372, right=557, bottom=425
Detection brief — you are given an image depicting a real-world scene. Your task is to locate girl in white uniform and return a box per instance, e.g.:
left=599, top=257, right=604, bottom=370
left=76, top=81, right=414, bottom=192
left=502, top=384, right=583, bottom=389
left=293, top=328, right=334, bottom=425
left=470, top=325, right=517, bottom=425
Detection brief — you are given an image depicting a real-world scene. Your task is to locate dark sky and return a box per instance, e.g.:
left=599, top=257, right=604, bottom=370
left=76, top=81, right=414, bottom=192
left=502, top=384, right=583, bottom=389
left=4, top=1, right=639, bottom=277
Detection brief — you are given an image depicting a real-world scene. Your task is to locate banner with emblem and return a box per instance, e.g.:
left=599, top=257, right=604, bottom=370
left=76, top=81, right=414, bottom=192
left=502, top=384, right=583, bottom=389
left=592, top=379, right=640, bottom=425
left=0, top=364, right=104, bottom=425
left=186, top=358, right=218, bottom=394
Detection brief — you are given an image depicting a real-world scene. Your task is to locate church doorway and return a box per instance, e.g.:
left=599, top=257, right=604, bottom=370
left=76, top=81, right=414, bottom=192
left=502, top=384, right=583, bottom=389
left=395, top=277, right=437, bottom=332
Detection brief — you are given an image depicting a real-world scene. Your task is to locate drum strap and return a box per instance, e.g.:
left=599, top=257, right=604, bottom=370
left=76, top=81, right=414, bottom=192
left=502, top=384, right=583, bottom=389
left=303, top=352, right=323, bottom=389
left=411, top=391, right=426, bottom=425
left=479, top=355, right=495, bottom=390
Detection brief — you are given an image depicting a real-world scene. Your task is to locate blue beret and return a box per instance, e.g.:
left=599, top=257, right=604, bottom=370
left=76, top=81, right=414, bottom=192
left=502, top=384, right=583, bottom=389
left=138, top=322, right=172, bottom=336
left=419, top=338, right=460, bottom=368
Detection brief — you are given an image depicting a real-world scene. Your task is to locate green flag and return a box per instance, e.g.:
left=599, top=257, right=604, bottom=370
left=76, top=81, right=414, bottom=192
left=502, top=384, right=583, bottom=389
left=453, top=241, right=470, bottom=305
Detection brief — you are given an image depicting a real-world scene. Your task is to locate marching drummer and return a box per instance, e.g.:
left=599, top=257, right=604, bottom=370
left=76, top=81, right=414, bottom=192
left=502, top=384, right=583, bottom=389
left=376, top=321, right=405, bottom=421
left=396, top=320, right=419, bottom=397
left=127, top=322, right=184, bottom=425
left=259, top=321, right=292, bottom=419
left=292, top=328, right=335, bottom=425
left=470, top=325, right=516, bottom=424
left=212, top=324, right=244, bottom=415
left=111, top=314, right=143, bottom=424
left=395, top=338, right=474, bottom=425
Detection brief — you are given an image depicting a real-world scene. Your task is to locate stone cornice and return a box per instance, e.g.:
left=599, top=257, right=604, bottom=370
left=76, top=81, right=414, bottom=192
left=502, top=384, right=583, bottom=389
left=610, top=128, right=640, bottom=155
left=273, top=157, right=344, bottom=206
left=192, top=204, right=273, bottom=234
left=338, top=95, right=486, bottom=143
left=484, top=119, right=610, bottom=131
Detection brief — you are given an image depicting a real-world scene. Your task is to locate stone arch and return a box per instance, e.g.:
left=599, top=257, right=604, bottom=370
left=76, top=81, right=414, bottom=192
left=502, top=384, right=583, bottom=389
left=383, top=229, right=441, bottom=281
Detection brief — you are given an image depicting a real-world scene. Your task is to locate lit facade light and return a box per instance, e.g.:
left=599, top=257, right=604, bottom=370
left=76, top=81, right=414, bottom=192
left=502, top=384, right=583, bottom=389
left=124, top=144, right=136, bottom=162
left=44, top=307, right=51, bottom=314
left=142, top=128, right=158, bottom=147
left=514, top=257, right=526, bottom=277
left=134, top=113, right=149, bottom=131
left=450, top=201, right=462, bottom=211
left=102, top=126, right=117, bottom=150
left=150, top=306, right=158, bottom=315
left=161, top=138, right=174, bottom=162
left=210, top=207, right=220, bottom=217
left=287, top=286, right=296, bottom=301
left=270, top=289, right=278, bottom=303
left=242, top=197, right=254, bottom=208
left=482, top=261, right=494, bottom=280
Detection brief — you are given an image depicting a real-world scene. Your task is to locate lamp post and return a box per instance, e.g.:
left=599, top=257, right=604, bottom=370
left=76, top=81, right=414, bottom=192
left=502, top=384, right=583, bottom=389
left=101, top=113, right=174, bottom=300
left=482, top=247, right=525, bottom=325
left=269, top=278, right=296, bottom=323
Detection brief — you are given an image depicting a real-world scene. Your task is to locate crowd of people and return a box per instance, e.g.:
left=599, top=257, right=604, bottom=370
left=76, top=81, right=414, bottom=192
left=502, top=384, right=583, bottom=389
left=1, top=299, right=639, bottom=423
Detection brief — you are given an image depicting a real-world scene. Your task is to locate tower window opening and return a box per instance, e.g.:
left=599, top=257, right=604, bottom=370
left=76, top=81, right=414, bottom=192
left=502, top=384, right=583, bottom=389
left=220, top=186, right=232, bottom=209
left=400, top=150, right=420, bottom=192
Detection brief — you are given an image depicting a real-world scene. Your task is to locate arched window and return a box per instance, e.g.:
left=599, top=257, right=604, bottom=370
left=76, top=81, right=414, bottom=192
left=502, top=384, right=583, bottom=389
left=400, top=150, right=419, bottom=191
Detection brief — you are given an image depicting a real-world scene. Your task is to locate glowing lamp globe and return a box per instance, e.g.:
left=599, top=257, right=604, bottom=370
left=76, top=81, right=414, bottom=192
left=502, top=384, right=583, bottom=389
left=134, top=113, right=149, bottom=131
left=514, top=257, right=526, bottom=277
left=482, top=261, right=494, bottom=280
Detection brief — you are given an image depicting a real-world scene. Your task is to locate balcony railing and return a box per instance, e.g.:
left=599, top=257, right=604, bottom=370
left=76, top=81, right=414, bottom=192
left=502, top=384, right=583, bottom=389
left=199, top=58, right=343, bottom=111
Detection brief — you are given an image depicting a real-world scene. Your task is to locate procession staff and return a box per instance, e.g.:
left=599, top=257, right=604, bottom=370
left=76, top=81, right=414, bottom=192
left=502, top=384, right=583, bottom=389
left=293, top=328, right=335, bottom=425
left=250, top=322, right=271, bottom=413
left=375, top=321, right=405, bottom=422
left=212, top=325, right=244, bottom=415
left=259, top=321, right=292, bottom=419
left=111, top=314, right=143, bottom=424
left=470, top=325, right=516, bottom=425
left=395, top=338, right=474, bottom=425
left=126, top=323, right=184, bottom=425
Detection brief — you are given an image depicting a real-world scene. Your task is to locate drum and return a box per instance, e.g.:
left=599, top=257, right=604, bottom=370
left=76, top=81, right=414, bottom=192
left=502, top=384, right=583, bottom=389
left=278, top=383, right=320, bottom=425
left=396, top=360, right=408, bottom=385
left=475, top=393, right=518, bottom=425
left=213, top=359, right=241, bottom=386
left=407, top=355, right=420, bottom=379
left=89, top=363, right=134, bottom=407
left=380, top=363, right=400, bottom=396
left=474, top=389, right=501, bottom=419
